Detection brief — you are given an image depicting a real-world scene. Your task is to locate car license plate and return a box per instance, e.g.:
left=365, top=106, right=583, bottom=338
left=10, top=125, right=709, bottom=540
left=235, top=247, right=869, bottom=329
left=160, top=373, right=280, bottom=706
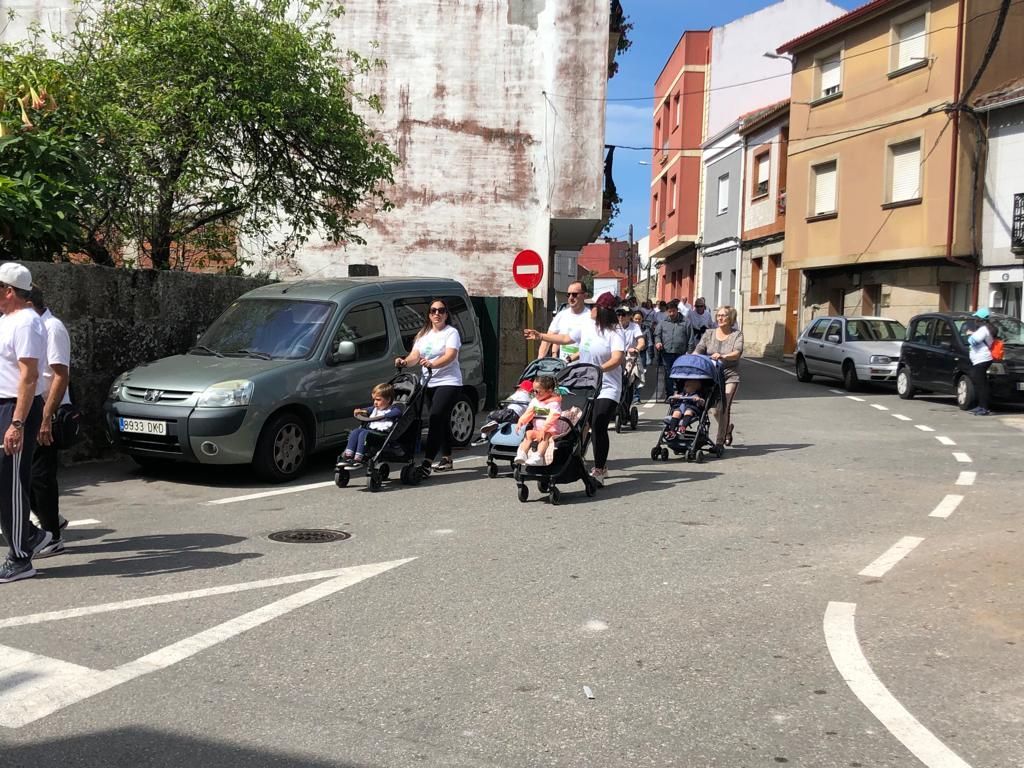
left=119, top=418, right=167, bottom=436
left=1017, top=382, right=1024, bottom=391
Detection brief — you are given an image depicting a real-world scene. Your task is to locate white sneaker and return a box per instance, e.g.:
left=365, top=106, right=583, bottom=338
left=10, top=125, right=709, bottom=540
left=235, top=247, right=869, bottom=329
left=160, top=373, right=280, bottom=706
left=513, top=451, right=528, bottom=465
left=525, top=452, right=545, bottom=466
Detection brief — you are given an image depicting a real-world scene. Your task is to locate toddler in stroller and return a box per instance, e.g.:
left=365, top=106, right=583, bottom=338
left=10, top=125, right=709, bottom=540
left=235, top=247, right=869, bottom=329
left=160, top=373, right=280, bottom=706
left=651, top=354, right=723, bottom=463
left=472, top=379, right=534, bottom=446
left=338, top=383, right=403, bottom=466
left=663, top=379, right=705, bottom=442
left=513, top=375, right=568, bottom=467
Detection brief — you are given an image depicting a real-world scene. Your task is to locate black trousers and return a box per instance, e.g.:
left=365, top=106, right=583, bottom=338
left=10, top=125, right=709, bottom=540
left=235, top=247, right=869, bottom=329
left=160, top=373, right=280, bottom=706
left=30, top=441, right=62, bottom=537
left=970, top=360, right=993, bottom=410
left=1, top=396, right=44, bottom=564
left=423, top=385, right=461, bottom=461
left=590, top=397, right=617, bottom=470
left=661, top=351, right=681, bottom=398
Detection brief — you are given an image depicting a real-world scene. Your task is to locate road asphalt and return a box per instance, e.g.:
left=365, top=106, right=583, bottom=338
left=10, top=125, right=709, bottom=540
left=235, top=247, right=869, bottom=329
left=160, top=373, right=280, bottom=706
left=0, top=358, right=1021, bottom=767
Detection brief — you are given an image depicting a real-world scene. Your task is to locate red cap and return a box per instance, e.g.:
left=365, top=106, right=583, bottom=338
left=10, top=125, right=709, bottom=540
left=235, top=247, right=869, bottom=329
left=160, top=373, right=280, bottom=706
left=593, top=292, right=617, bottom=310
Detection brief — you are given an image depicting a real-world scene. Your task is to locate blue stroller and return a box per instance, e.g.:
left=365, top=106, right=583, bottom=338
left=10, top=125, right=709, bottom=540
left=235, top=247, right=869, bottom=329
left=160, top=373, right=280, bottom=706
left=650, top=354, right=724, bottom=463
left=485, top=357, right=566, bottom=477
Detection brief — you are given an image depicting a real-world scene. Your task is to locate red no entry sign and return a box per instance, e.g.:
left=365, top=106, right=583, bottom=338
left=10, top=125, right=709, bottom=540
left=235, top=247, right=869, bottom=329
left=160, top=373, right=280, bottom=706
left=512, top=249, right=544, bottom=291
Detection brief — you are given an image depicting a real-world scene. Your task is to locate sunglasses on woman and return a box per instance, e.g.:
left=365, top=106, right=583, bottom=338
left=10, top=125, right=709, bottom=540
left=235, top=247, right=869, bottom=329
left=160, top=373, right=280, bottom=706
left=429, top=307, right=447, bottom=315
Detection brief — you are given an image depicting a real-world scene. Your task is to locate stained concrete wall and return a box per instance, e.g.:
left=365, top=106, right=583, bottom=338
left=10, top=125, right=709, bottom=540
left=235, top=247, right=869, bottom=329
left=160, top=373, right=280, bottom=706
left=28, top=263, right=270, bottom=457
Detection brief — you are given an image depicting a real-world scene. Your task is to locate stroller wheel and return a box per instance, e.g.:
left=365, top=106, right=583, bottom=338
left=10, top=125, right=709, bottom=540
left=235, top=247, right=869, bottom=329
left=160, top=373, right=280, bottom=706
left=650, top=447, right=661, bottom=461
left=695, top=452, right=705, bottom=464
left=684, top=451, right=693, bottom=463
left=614, top=413, right=623, bottom=433
left=517, top=485, right=528, bottom=503
left=378, top=463, right=391, bottom=481
left=660, top=448, right=669, bottom=462
left=538, top=478, right=550, bottom=493
left=549, top=486, right=561, bottom=505
left=399, top=464, right=415, bottom=485
left=334, top=469, right=350, bottom=488
left=486, top=462, right=498, bottom=479
left=584, top=478, right=596, bottom=497
left=630, top=407, right=639, bottom=430
left=368, top=471, right=382, bottom=492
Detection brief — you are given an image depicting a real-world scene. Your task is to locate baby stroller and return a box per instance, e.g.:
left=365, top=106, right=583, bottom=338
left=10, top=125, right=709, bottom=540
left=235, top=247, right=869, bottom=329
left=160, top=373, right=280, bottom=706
left=650, top=354, right=723, bottom=464
left=486, top=357, right=566, bottom=478
left=614, top=351, right=641, bottom=433
left=333, top=369, right=429, bottom=492
left=514, top=362, right=602, bottom=505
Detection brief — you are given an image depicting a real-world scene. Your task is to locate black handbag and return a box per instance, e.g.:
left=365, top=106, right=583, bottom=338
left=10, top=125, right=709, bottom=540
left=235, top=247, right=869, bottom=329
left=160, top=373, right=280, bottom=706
left=52, top=403, right=82, bottom=450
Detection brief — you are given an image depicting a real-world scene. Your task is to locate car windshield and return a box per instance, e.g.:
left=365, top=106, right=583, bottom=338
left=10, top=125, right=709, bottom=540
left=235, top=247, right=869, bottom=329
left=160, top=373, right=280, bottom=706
left=196, top=299, right=334, bottom=360
left=844, top=319, right=906, bottom=341
left=992, top=315, right=1024, bottom=344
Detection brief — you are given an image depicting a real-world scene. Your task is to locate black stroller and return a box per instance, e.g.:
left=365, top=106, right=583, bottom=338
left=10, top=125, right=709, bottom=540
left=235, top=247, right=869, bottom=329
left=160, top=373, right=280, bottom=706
left=333, top=370, right=430, bottom=491
left=614, top=351, right=641, bottom=433
left=486, top=356, right=566, bottom=477
left=514, top=362, right=602, bottom=505
left=650, top=354, right=724, bottom=463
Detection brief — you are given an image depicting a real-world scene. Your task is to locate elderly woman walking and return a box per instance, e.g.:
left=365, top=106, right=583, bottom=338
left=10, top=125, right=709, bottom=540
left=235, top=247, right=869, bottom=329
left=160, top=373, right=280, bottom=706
left=694, top=305, right=744, bottom=450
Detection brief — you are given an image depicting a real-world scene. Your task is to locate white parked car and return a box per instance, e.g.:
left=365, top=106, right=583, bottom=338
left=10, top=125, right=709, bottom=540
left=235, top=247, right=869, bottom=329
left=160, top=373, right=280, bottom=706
left=795, top=316, right=906, bottom=390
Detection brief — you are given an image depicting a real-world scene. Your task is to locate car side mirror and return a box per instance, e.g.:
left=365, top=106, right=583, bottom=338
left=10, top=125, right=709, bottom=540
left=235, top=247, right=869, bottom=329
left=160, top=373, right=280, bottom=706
left=330, top=340, right=357, bottom=365
left=827, top=334, right=841, bottom=344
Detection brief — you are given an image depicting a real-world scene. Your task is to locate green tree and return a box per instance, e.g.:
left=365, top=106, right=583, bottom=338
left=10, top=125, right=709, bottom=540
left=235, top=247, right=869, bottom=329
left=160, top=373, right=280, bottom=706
left=0, top=41, right=86, bottom=260
left=65, top=0, right=396, bottom=269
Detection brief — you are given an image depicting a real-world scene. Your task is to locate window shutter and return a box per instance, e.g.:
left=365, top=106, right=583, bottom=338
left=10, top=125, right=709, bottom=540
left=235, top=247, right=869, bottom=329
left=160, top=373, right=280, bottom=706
left=890, top=140, right=921, bottom=202
left=897, top=16, right=926, bottom=70
left=757, top=155, right=770, bottom=185
left=718, top=174, right=730, bottom=213
left=813, top=162, right=837, bottom=214
left=820, top=55, right=841, bottom=96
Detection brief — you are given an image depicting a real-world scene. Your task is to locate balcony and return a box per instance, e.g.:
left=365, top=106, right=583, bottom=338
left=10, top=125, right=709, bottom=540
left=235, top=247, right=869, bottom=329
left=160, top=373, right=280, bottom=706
left=1013, top=192, right=1024, bottom=255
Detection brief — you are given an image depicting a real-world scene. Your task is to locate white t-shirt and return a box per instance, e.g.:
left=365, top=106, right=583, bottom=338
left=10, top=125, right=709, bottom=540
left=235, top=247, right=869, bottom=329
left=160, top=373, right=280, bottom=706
left=569, top=321, right=625, bottom=402
left=40, top=309, right=72, bottom=406
left=689, top=309, right=714, bottom=332
left=414, top=325, right=463, bottom=387
left=618, top=321, right=643, bottom=351
left=0, top=307, right=47, bottom=398
left=968, top=324, right=994, bottom=365
left=548, top=307, right=592, bottom=361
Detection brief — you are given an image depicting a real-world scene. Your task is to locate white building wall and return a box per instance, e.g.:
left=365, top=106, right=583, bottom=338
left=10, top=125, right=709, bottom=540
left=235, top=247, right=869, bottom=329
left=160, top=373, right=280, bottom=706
left=707, top=0, right=846, bottom=138
left=743, top=121, right=785, bottom=231
left=981, top=104, right=1024, bottom=265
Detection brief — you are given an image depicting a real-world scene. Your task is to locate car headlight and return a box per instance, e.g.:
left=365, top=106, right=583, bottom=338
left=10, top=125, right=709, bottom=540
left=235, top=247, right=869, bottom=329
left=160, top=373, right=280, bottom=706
left=197, top=380, right=254, bottom=408
left=869, top=355, right=893, bottom=364
left=988, top=362, right=1006, bottom=376
left=107, top=374, right=127, bottom=401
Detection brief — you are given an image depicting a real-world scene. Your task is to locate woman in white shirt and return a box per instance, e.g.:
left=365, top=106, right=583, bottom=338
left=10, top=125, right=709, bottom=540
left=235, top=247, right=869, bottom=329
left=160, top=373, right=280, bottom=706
left=396, top=299, right=463, bottom=472
left=966, top=307, right=996, bottom=416
left=524, top=292, right=624, bottom=486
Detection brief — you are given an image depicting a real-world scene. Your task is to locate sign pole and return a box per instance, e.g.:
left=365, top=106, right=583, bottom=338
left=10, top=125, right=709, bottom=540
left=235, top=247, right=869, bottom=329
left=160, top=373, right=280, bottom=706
left=525, top=290, right=535, bottom=360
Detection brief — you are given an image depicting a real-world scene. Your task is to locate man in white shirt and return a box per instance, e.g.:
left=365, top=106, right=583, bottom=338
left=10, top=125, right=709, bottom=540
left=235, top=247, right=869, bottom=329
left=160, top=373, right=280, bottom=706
left=538, top=280, right=591, bottom=361
left=27, top=285, right=72, bottom=558
left=687, top=297, right=714, bottom=341
left=0, top=262, right=51, bottom=584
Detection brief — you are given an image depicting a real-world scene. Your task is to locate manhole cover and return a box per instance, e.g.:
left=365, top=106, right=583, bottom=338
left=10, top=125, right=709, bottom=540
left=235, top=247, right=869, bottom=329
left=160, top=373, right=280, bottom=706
left=268, top=529, right=351, bottom=544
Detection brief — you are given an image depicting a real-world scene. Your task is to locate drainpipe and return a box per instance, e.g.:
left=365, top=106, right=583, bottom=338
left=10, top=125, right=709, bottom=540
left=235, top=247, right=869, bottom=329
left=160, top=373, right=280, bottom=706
left=944, top=0, right=977, bottom=306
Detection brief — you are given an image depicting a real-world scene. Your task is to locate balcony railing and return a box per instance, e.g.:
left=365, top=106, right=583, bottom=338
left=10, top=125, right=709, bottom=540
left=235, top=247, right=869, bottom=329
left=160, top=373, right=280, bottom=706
left=1013, top=192, right=1024, bottom=255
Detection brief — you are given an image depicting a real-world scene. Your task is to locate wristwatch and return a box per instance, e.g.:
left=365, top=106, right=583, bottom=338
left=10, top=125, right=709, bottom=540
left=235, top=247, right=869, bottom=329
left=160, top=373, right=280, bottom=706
left=11, top=419, right=23, bottom=430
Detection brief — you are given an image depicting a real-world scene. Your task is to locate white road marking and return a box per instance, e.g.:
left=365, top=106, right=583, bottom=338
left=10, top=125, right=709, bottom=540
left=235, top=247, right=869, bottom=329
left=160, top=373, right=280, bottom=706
left=829, top=389, right=846, bottom=395
left=935, top=436, right=956, bottom=446
left=859, top=536, right=924, bottom=578
left=955, top=472, right=976, bottom=487
left=0, top=559, right=415, bottom=728
left=929, top=495, right=964, bottom=519
left=915, top=424, right=935, bottom=432
left=846, top=396, right=866, bottom=402
left=871, top=404, right=889, bottom=411
left=584, top=619, right=609, bottom=632
left=893, top=414, right=912, bottom=421
left=209, top=481, right=335, bottom=505
left=952, top=452, right=972, bottom=463
left=745, top=358, right=796, bottom=377
left=65, top=519, right=101, bottom=528
left=824, top=602, right=972, bottom=768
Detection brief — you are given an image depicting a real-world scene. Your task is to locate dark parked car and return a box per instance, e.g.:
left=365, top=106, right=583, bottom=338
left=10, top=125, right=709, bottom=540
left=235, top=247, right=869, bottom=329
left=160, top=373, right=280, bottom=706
left=896, top=312, right=1024, bottom=409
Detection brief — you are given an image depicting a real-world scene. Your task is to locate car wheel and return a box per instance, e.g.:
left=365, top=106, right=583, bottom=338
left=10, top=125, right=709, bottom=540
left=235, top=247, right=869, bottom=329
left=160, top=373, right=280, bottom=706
left=795, top=355, right=812, bottom=382
left=842, top=361, right=859, bottom=391
left=254, top=411, right=309, bottom=482
left=896, top=367, right=916, bottom=400
left=956, top=375, right=976, bottom=410
left=448, top=394, right=475, bottom=448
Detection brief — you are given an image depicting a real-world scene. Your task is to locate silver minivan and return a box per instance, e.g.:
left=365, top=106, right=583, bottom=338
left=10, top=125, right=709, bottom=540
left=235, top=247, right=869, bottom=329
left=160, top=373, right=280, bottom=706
left=103, top=278, right=486, bottom=481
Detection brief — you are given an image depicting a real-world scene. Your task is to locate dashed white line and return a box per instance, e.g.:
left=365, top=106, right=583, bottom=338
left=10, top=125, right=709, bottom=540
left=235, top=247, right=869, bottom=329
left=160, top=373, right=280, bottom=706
left=209, top=481, right=336, bottom=505
left=846, top=396, right=866, bottom=402
left=955, top=472, right=976, bottom=487
left=829, top=388, right=846, bottom=395
left=893, top=414, right=912, bottom=421
left=745, top=358, right=797, bottom=377
left=935, top=436, right=956, bottom=446
left=824, top=602, right=973, bottom=768
left=859, top=536, right=924, bottom=578
left=952, top=452, right=972, bottom=463
left=871, top=404, right=889, bottom=411
left=929, top=494, right=964, bottom=519
left=915, top=424, right=935, bottom=432
left=65, top=519, right=101, bottom=528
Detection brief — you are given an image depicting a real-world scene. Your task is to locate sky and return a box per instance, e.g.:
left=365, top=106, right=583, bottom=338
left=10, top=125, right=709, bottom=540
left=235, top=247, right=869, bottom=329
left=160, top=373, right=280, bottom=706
left=605, top=0, right=860, bottom=262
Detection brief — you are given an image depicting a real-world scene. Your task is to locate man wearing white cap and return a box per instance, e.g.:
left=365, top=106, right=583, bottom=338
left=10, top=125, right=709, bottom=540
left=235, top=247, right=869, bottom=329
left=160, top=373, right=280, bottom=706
left=0, top=262, right=52, bottom=583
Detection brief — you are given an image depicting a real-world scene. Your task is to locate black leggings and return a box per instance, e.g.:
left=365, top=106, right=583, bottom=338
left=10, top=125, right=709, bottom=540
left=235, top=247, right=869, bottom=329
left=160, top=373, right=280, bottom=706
left=590, top=397, right=617, bottom=470
left=423, top=385, right=461, bottom=460
left=970, top=361, right=992, bottom=410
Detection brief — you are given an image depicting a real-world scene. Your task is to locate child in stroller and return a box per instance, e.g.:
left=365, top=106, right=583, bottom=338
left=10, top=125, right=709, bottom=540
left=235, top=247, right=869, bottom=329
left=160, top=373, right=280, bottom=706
left=338, top=383, right=403, bottom=467
left=513, top=375, right=568, bottom=466
left=663, top=379, right=705, bottom=442
left=651, top=354, right=723, bottom=463
left=472, top=379, right=533, bottom=446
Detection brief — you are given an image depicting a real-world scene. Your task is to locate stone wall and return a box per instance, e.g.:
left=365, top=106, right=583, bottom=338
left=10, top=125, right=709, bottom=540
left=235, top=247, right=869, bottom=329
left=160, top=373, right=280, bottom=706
left=28, top=263, right=271, bottom=457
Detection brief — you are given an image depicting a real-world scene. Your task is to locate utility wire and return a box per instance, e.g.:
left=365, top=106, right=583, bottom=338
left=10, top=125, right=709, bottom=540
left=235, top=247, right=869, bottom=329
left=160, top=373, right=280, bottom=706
left=549, top=0, right=1024, bottom=104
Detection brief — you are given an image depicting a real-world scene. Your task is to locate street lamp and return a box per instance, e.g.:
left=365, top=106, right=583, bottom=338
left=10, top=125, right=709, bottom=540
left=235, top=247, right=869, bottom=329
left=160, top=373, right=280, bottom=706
left=762, top=51, right=794, bottom=62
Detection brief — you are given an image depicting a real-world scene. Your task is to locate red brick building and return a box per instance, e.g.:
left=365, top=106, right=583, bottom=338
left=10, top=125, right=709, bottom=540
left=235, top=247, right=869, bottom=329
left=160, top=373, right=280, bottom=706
left=579, top=240, right=631, bottom=275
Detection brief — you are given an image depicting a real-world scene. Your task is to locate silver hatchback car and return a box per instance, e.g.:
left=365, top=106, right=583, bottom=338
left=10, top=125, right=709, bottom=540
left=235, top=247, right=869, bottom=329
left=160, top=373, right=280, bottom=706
left=795, top=316, right=906, bottom=390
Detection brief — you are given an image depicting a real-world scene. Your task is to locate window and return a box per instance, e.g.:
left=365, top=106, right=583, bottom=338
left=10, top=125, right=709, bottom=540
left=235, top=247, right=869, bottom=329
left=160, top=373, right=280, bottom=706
left=444, top=295, right=476, bottom=343
left=825, top=319, right=842, bottom=341
left=816, top=52, right=841, bottom=100
left=909, top=317, right=934, bottom=344
left=714, top=272, right=723, bottom=307
left=751, top=257, right=763, bottom=306
left=810, top=160, right=838, bottom=216
left=717, top=173, right=730, bottom=215
left=766, top=254, right=780, bottom=304
left=893, top=14, right=927, bottom=72
left=393, top=296, right=475, bottom=350
left=200, top=299, right=333, bottom=360
left=729, top=269, right=737, bottom=305
left=934, top=319, right=955, bottom=350
left=674, top=93, right=681, bottom=129
left=332, top=302, right=389, bottom=361
left=669, top=175, right=677, bottom=214
left=652, top=193, right=659, bottom=228
left=887, top=139, right=921, bottom=204
left=807, top=319, right=829, bottom=339
left=654, top=120, right=662, bottom=157
left=753, top=152, right=770, bottom=197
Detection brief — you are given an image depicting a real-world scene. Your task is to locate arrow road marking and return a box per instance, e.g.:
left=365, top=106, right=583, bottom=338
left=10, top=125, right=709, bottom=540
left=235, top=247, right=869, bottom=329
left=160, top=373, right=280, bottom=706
left=0, top=559, right=415, bottom=728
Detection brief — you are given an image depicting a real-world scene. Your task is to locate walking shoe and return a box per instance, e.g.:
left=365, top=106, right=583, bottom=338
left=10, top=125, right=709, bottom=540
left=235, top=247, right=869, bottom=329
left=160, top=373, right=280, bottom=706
left=513, top=450, right=528, bottom=465
left=589, top=467, right=607, bottom=486
left=974, top=408, right=992, bottom=416
left=30, top=529, right=53, bottom=557
left=59, top=515, right=69, bottom=531
left=419, top=459, right=432, bottom=477
left=525, top=452, right=545, bottom=467
left=0, top=558, right=36, bottom=584
left=351, top=453, right=365, bottom=465
left=34, top=537, right=65, bottom=559
left=433, top=457, right=454, bottom=472
left=340, top=450, right=355, bottom=462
